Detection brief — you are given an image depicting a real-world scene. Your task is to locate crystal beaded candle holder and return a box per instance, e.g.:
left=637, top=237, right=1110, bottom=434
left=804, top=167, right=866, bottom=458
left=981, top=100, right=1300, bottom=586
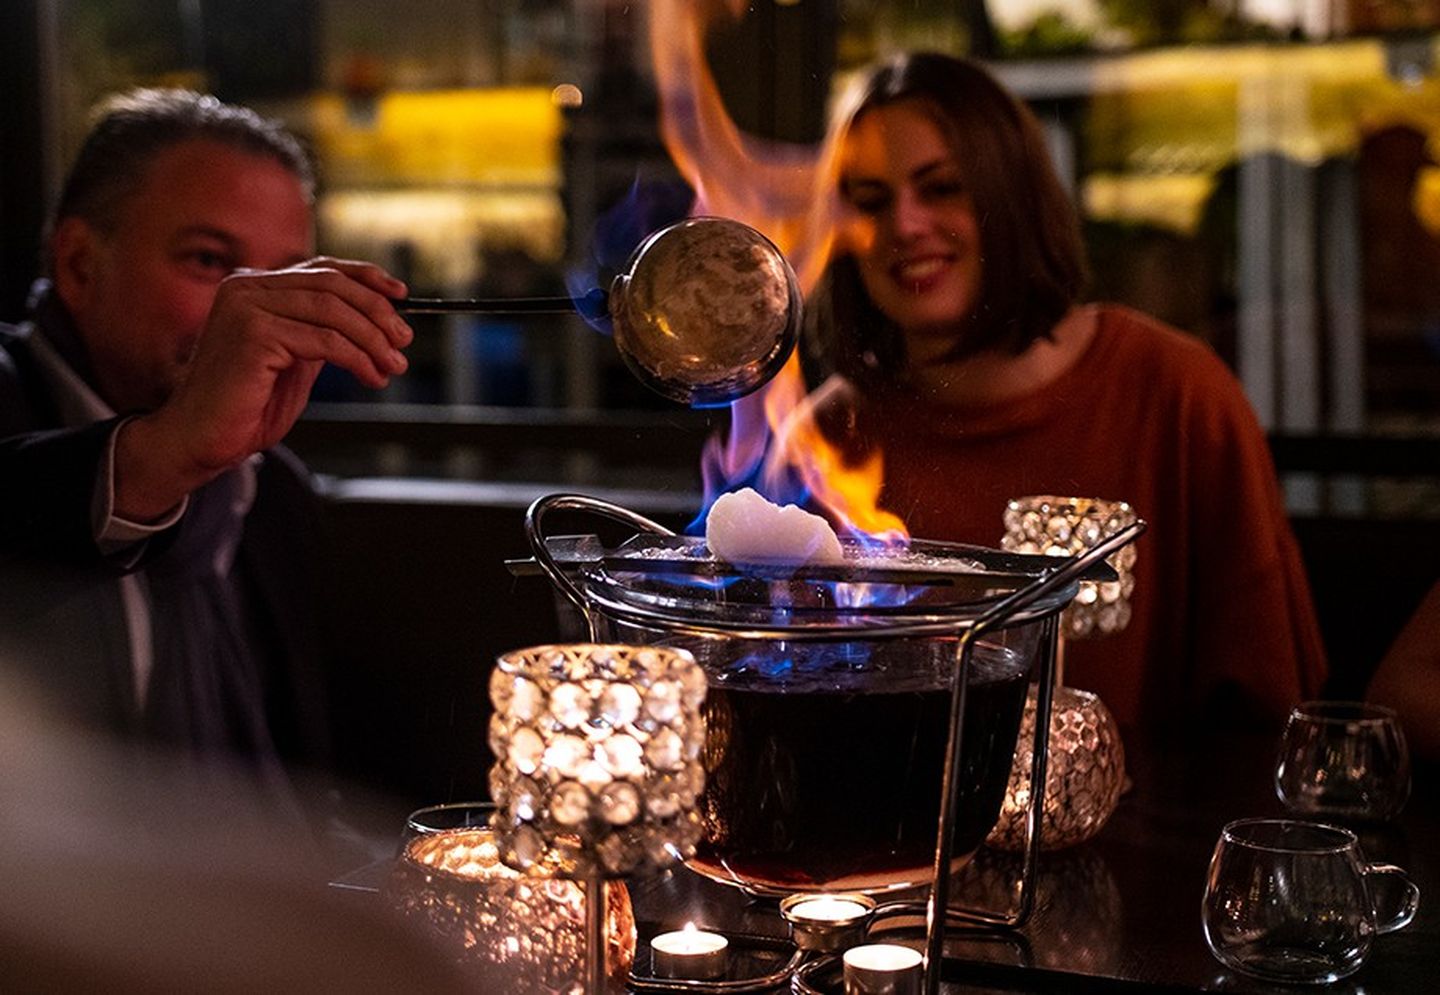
left=1001, top=497, right=1138, bottom=639
left=985, top=685, right=1126, bottom=851
left=992, top=496, right=1135, bottom=854
left=385, top=826, right=637, bottom=993
left=487, top=644, right=707, bottom=878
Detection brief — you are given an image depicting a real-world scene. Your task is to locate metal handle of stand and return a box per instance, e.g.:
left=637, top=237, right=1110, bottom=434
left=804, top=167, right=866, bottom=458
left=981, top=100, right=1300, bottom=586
left=627, top=947, right=809, bottom=993
left=921, top=519, right=1146, bottom=995
left=524, top=492, right=678, bottom=612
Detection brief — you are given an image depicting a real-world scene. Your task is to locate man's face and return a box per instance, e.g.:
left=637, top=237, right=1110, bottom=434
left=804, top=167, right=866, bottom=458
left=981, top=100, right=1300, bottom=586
left=59, top=138, right=313, bottom=412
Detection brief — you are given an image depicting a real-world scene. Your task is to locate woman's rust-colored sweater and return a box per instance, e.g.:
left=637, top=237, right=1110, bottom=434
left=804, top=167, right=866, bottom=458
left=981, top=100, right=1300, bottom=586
left=860, top=304, right=1327, bottom=733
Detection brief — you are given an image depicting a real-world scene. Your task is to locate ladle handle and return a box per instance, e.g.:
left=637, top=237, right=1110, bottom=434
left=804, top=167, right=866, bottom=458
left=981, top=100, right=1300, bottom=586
left=524, top=493, right=677, bottom=613
left=395, top=287, right=607, bottom=317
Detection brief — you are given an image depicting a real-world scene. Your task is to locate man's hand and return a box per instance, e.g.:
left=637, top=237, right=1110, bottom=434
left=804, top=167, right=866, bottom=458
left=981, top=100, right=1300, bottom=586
left=114, top=258, right=412, bottom=522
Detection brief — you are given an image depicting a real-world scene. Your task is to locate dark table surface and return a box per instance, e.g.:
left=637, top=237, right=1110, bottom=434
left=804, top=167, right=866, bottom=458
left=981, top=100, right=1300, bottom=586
left=624, top=729, right=1438, bottom=994
left=340, top=729, right=1435, bottom=993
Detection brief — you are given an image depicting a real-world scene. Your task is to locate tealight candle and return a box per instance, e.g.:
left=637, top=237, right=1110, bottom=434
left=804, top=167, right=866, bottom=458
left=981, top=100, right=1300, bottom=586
left=651, top=924, right=729, bottom=980
left=787, top=896, right=870, bottom=923
left=843, top=943, right=923, bottom=995
left=780, top=893, right=876, bottom=953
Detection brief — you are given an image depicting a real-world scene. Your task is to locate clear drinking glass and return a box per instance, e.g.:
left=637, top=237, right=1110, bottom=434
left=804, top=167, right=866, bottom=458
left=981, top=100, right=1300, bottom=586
left=1201, top=818, right=1419, bottom=984
left=1276, top=701, right=1411, bottom=821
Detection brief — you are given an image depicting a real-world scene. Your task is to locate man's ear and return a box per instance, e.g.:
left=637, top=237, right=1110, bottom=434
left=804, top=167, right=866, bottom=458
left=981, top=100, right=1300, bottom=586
left=49, top=216, right=103, bottom=314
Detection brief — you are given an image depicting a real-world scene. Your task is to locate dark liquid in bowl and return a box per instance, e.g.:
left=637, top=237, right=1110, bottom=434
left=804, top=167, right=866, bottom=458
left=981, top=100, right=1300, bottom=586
left=690, top=650, right=1029, bottom=894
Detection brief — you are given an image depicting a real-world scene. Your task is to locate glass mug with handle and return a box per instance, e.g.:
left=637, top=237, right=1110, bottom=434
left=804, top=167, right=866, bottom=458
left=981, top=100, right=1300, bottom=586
left=1276, top=701, right=1411, bottom=821
left=1202, top=818, right=1419, bottom=985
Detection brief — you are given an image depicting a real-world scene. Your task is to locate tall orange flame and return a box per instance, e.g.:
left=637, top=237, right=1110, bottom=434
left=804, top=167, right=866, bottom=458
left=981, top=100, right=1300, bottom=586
left=651, top=0, right=908, bottom=545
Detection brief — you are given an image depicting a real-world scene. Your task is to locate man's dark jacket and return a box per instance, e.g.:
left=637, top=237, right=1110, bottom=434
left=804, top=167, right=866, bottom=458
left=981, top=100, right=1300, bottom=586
left=0, top=305, right=331, bottom=776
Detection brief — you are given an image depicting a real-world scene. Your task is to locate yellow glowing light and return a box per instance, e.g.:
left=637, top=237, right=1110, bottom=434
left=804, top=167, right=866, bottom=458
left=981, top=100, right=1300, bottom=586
left=1416, top=165, right=1440, bottom=237
left=310, top=87, right=561, bottom=188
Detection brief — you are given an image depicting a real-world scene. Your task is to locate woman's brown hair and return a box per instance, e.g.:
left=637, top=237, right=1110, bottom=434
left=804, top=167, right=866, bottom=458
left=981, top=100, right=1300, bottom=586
left=805, top=52, right=1087, bottom=386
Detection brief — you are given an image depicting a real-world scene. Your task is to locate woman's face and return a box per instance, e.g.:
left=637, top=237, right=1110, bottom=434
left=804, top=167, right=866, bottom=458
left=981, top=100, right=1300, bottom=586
left=837, top=99, right=982, bottom=352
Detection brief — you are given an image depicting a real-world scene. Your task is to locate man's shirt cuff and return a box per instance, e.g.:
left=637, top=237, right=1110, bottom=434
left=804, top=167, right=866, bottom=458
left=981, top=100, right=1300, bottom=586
left=93, top=417, right=188, bottom=555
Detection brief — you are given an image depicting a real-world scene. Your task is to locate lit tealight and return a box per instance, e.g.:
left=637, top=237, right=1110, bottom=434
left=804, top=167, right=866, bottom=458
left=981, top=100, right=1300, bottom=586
left=650, top=923, right=729, bottom=980
left=787, top=896, right=870, bottom=924
left=780, top=893, right=875, bottom=952
left=842, top=943, right=923, bottom=995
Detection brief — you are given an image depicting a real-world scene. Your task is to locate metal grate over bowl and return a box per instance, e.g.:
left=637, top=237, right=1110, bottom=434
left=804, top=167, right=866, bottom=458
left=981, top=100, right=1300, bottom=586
left=508, top=529, right=1116, bottom=639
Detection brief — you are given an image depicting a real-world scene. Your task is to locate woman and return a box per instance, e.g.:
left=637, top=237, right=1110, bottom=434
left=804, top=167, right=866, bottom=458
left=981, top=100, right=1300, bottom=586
left=806, top=53, right=1326, bottom=735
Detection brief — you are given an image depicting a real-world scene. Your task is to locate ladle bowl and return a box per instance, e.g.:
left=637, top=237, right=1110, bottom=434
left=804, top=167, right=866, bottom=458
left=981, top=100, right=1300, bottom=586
left=607, top=216, right=801, bottom=406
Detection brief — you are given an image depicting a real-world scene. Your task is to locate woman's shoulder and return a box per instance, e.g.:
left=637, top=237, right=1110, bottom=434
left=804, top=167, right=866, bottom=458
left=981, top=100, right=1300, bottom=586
left=1087, top=305, right=1245, bottom=392
left=1088, top=303, right=1265, bottom=437
left=1089, top=304, right=1223, bottom=365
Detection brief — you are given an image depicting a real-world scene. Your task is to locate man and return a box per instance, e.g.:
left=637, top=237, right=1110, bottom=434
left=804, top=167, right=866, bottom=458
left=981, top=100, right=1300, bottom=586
left=0, top=89, right=412, bottom=807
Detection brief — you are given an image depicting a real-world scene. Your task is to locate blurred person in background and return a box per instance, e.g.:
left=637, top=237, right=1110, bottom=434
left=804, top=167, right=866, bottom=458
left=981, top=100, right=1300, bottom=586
left=0, top=88, right=412, bottom=827
left=1367, top=579, right=1440, bottom=763
left=802, top=53, right=1325, bottom=737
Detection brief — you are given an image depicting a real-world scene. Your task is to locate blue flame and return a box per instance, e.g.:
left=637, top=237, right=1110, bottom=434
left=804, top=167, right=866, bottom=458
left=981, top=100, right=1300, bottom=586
left=564, top=175, right=695, bottom=336
left=723, top=642, right=875, bottom=682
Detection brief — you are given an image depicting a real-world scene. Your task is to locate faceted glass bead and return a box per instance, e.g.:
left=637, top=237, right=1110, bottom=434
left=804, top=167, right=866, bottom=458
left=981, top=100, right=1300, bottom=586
left=645, top=789, right=680, bottom=819
left=549, top=781, right=591, bottom=827
left=509, top=727, right=545, bottom=775
left=598, top=683, right=642, bottom=728
left=512, top=824, right=545, bottom=868
left=542, top=734, right=591, bottom=780
left=635, top=648, right=669, bottom=680
left=1021, top=510, right=1043, bottom=540
left=511, top=677, right=545, bottom=723
left=1003, top=506, right=1022, bottom=534
left=644, top=680, right=682, bottom=724
left=509, top=775, right=543, bottom=822
left=549, top=682, right=592, bottom=729
left=679, top=666, right=709, bottom=710
left=599, top=781, right=641, bottom=826
left=599, top=734, right=644, bottom=779
left=644, top=728, right=685, bottom=771
left=597, top=831, right=640, bottom=875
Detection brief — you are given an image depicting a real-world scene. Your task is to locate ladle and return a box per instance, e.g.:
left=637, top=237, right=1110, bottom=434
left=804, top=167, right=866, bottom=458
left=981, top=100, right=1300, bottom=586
left=395, top=216, right=802, bottom=406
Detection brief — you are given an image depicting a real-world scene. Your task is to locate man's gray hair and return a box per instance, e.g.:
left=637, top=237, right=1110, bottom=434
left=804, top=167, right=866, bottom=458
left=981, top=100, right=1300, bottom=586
left=51, top=88, right=314, bottom=238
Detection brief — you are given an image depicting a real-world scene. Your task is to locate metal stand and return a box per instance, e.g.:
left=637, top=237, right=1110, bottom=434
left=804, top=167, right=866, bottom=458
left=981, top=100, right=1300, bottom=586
left=586, top=874, right=607, bottom=994
left=920, top=522, right=1145, bottom=995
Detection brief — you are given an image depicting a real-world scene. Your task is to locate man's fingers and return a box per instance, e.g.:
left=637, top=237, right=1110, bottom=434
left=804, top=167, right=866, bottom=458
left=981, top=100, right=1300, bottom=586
left=293, top=256, right=408, bottom=307
left=302, top=255, right=406, bottom=289
left=224, top=262, right=413, bottom=349
left=260, top=311, right=401, bottom=390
